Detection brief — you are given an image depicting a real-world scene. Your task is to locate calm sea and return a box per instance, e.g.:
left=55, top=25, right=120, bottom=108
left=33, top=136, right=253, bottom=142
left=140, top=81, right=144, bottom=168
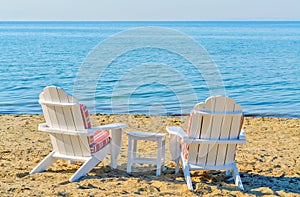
left=0, top=21, right=299, bottom=118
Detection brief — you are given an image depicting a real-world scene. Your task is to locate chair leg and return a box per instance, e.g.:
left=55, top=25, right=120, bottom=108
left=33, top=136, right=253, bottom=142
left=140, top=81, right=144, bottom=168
left=181, top=157, right=193, bottom=190
left=69, top=157, right=99, bottom=182
left=30, top=151, right=57, bottom=174
left=110, top=143, right=117, bottom=169
left=110, top=128, right=123, bottom=169
left=232, top=165, right=244, bottom=190
left=175, top=157, right=180, bottom=174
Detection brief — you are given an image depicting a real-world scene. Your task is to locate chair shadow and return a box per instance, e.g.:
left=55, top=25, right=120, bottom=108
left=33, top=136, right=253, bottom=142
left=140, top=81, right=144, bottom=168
left=237, top=172, right=300, bottom=195
left=80, top=164, right=300, bottom=196
left=16, top=172, right=29, bottom=178
left=179, top=170, right=300, bottom=196
left=20, top=162, right=300, bottom=196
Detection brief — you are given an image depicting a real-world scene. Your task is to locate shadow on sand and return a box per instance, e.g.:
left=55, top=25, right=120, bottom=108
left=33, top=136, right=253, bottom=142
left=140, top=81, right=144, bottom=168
left=18, top=163, right=299, bottom=196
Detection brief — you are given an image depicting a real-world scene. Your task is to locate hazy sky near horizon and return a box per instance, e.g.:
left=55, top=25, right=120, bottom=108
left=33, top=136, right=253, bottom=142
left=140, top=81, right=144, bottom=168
left=0, top=0, right=299, bottom=21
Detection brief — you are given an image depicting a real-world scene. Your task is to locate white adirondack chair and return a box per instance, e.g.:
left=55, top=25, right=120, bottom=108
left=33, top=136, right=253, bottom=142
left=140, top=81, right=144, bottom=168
left=167, top=96, right=246, bottom=190
left=30, top=86, right=126, bottom=182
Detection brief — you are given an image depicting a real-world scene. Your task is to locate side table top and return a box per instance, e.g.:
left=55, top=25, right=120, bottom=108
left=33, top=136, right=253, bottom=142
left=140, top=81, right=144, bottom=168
left=127, top=131, right=166, bottom=138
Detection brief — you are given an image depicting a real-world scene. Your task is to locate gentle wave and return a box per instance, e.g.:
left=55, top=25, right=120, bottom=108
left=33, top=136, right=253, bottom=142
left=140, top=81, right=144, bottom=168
left=0, top=21, right=299, bottom=118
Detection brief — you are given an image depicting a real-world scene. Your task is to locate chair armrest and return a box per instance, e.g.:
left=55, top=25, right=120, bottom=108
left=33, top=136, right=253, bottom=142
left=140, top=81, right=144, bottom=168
left=239, top=129, right=246, bottom=142
left=38, top=123, right=94, bottom=136
left=166, top=126, right=188, bottom=139
left=39, top=123, right=126, bottom=136
left=166, top=126, right=187, bottom=161
left=91, top=123, right=127, bottom=131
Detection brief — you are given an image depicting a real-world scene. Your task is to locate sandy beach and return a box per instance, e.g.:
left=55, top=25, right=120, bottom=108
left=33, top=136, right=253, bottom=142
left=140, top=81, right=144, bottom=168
left=0, top=114, right=299, bottom=196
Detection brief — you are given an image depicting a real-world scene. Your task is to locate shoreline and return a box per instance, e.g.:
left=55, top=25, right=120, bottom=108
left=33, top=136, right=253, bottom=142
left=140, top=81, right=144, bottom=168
left=0, top=114, right=299, bottom=196
left=1, top=112, right=300, bottom=119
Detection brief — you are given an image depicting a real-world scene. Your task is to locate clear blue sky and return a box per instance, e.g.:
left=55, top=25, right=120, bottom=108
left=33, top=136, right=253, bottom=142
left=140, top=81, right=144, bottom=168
left=0, top=0, right=299, bottom=21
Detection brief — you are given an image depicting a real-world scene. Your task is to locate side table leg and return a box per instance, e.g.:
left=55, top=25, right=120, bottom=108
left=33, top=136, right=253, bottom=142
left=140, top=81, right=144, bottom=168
left=162, top=138, right=166, bottom=171
left=127, top=135, right=132, bottom=174
left=132, top=139, right=137, bottom=168
left=156, top=138, right=162, bottom=176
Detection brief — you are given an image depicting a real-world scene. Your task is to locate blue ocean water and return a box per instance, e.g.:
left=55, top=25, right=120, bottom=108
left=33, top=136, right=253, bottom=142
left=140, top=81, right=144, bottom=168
left=0, top=21, right=299, bottom=118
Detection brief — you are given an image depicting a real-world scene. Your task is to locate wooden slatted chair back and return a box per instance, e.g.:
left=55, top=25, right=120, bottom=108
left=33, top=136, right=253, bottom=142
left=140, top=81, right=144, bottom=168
left=39, top=86, right=91, bottom=157
left=187, top=96, right=243, bottom=166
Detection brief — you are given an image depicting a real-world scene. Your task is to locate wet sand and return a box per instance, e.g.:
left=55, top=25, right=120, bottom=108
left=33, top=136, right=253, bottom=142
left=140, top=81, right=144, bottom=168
left=0, top=114, right=299, bottom=196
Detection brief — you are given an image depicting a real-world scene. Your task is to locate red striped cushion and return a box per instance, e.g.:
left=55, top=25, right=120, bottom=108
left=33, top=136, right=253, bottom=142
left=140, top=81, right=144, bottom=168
left=89, top=131, right=111, bottom=153
left=80, top=104, right=93, bottom=144
left=79, top=104, right=110, bottom=153
left=186, top=110, right=195, bottom=136
left=182, top=110, right=195, bottom=160
left=80, top=104, right=92, bottom=129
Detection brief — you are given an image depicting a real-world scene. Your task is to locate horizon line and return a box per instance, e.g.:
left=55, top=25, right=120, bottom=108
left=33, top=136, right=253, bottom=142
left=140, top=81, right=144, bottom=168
left=1, top=20, right=300, bottom=22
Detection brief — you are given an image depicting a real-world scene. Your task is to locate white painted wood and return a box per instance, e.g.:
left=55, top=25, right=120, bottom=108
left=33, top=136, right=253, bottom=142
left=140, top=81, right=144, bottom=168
left=157, top=138, right=162, bottom=176
left=56, top=88, right=74, bottom=157
left=127, top=131, right=166, bottom=139
left=181, top=154, right=193, bottom=190
left=182, top=138, right=246, bottom=144
left=166, top=126, right=188, bottom=139
left=94, top=123, right=127, bottom=130
left=51, top=153, right=91, bottom=162
left=39, top=100, right=78, bottom=106
left=188, top=162, right=236, bottom=170
left=39, top=124, right=126, bottom=136
left=162, top=138, right=166, bottom=172
left=48, top=87, right=68, bottom=155
left=196, top=113, right=211, bottom=165
left=167, top=128, right=181, bottom=165
left=188, top=112, right=202, bottom=164
left=59, top=91, right=79, bottom=157
left=132, top=158, right=162, bottom=164
left=29, top=151, right=57, bottom=174
left=69, top=145, right=110, bottom=182
left=206, top=97, right=223, bottom=166
left=40, top=92, right=60, bottom=154
left=132, top=138, right=137, bottom=168
left=225, top=104, right=243, bottom=165
left=38, top=124, right=94, bottom=136
left=126, top=131, right=166, bottom=176
left=166, top=96, right=246, bottom=190
left=42, top=88, right=61, bottom=153
left=42, top=87, right=59, bottom=129
left=233, top=164, right=244, bottom=190
left=127, top=135, right=133, bottom=174
left=174, top=157, right=179, bottom=174
left=30, top=86, right=126, bottom=182
left=110, top=128, right=124, bottom=169
left=216, top=99, right=235, bottom=166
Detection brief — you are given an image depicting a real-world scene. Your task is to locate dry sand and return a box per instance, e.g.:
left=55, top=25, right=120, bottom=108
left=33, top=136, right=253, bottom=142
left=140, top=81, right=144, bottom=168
left=0, top=114, right=299, bottom=196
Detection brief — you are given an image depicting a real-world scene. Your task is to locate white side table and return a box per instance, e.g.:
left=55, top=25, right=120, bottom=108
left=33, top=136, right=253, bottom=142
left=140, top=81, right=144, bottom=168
left=127, top=131, right=166, bottom=176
